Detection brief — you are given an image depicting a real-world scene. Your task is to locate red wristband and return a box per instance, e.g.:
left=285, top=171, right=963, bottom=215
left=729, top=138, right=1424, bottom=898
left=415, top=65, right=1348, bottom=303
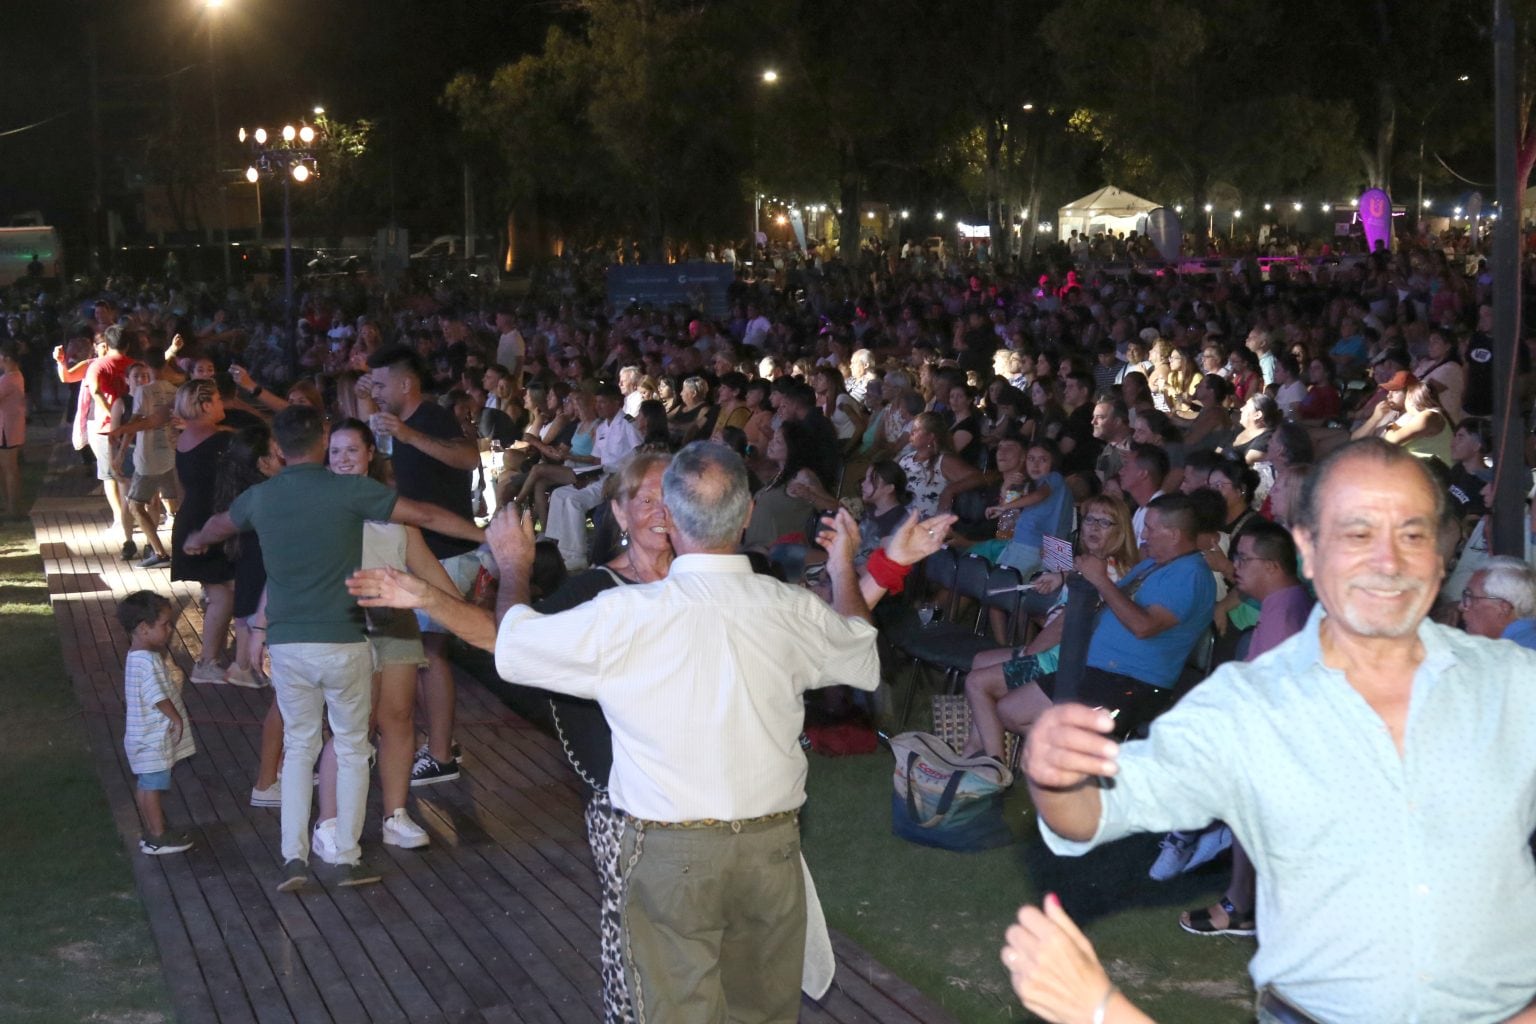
left=867, top=548, right=911, bottom=594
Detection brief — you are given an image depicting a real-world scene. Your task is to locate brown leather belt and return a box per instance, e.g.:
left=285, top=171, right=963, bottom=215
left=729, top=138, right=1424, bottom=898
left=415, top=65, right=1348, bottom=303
left=1259, top=989, right=1324, bottom=1024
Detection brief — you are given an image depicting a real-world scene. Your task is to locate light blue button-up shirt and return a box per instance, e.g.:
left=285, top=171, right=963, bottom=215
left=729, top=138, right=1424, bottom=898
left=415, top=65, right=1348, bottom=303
left=1042, top=604, right=1536, bottom=1023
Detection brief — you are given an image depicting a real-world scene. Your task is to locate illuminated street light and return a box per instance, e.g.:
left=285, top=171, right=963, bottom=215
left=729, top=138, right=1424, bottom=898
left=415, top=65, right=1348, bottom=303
left=1021, top=102, right=1034, bottom=111
left=1174, top=204, right=1184, bottom=213
left=240, top=117, right=322, bottom=379
left=1263, top=202, right=1272, bottom=211
left=1321, top=203, right=1332, bottom=212
left=313, top=106, right=325, bottom=116
left=1350, top=197, right=1358, bottom=207
left=762, top=69, right=779, bottom=84
left=1422, top=199, right=1432, bottom=209
left=900, top=209, right=910, bottom=220
left=1454, top=206, right=1464, bottom=216
left=1234, top=210, right=1243, bottom=218
left=1203, top=203, right=1213, bottom=213
left=935, top=211, right=944, bottom=220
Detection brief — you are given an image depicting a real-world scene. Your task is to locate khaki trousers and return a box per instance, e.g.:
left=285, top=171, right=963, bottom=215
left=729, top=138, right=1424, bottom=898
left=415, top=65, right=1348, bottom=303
left=619, top=814, right=805, bottom=1024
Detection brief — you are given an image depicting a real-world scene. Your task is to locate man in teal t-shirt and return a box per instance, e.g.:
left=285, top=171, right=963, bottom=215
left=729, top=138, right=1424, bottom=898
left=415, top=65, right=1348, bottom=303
left=185, top=406, right=481, bottom=891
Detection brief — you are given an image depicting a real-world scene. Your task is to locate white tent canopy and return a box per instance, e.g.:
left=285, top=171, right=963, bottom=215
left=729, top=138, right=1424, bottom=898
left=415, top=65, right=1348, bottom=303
left=1057, top=186, right=1160, bottom=240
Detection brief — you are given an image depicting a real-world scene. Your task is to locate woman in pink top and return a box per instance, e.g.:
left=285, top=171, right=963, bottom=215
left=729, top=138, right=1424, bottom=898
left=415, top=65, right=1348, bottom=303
left=0, top=346, right=25, bottom=516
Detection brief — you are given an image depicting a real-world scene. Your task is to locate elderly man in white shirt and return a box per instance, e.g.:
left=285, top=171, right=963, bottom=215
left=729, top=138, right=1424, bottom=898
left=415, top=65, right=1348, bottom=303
left=542, top=383, right=641, bottom=569
left=346, top=442, right=955, bottom=1024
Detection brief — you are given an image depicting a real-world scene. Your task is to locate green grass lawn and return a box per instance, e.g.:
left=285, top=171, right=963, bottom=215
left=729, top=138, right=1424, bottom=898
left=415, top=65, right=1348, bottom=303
left=0, top=440, right=173, bottom=1023
left=802, top=749, right=1257, bottom=1022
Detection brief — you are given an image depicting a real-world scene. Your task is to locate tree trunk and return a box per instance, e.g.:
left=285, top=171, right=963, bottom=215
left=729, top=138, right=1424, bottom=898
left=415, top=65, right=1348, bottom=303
left=1022, top=121, right=1048, bottom=259
left=1191, top=172, right=1211, bottom=256
left=838, top=140, right=861, bottom=264
left=1371, top=0, right=1395, bottom=191
left=985, top=116, right=1007, bottom=264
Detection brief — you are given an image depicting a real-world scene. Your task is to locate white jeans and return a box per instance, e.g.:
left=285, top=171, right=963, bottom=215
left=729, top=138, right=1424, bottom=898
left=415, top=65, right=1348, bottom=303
left=545, top=474, right=606, bottom=569
left=268, top=642, right=373, bottom=865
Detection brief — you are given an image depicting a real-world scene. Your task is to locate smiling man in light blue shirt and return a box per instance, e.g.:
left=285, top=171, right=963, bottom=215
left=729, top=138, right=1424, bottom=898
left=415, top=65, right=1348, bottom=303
left=1023, top=439, right=1536, bottom=1024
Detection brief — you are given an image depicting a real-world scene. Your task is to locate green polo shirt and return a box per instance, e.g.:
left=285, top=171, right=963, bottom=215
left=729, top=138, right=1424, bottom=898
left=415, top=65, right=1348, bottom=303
left=227, top=463, right=398, bottom=645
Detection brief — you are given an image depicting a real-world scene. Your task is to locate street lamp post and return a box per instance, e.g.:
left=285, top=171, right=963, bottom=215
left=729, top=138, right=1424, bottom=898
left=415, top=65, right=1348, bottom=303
left=205, top=0, right=231, bottom=282
left=750, top=69, right=779, bottom=254
left=240, top=120, right=321, bottom=381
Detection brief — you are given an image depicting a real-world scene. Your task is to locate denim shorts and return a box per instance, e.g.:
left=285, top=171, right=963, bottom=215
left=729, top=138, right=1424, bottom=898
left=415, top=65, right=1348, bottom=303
left=137, top=768, right=174, bottom=791
left=414, top=550, right=484, bottom=634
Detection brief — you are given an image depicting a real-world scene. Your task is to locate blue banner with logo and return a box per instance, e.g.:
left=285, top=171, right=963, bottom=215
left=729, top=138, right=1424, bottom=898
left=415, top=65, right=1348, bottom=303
left=607, top=262, right=736, bottom=316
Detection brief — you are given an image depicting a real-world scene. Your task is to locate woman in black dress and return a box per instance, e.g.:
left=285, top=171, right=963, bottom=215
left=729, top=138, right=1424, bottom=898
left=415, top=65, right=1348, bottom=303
left=527, top=451, right=674, bottom=1024
left=171, top=380, right=236, bottom=684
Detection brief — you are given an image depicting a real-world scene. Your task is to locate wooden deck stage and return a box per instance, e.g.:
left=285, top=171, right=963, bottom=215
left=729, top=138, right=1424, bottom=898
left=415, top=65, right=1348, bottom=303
left=34, top=442, right=958, bottom=1024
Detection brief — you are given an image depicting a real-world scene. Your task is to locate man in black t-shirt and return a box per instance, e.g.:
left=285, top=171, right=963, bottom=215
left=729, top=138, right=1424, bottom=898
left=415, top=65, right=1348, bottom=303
left=370, top=346, right=482, bottom=787
left=1462, top=306, right=1495, bottom=419
left=1058, top=371, right=1102, bottom=477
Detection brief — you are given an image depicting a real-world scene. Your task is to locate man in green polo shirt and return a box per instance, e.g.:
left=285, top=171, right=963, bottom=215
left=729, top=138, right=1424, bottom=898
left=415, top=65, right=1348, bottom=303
left=185, top=406, right=482, bottom=892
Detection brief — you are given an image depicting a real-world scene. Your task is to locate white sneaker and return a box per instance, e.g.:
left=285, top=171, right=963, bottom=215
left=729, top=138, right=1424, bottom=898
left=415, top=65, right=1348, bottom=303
left=250, top=781, right=281, bottom=808
left=311, top=817, right=341, bottom=864
left=189, top=661, right=227, bottom=685
left=1149, top=830, right=1196, bottom=881
left=225, top=665, right=265, bottom=689
left=382, top=808, right=429, bottom=849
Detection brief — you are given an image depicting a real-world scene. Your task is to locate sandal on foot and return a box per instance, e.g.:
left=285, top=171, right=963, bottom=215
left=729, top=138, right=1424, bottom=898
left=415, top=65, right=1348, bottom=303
left=1179, top=896, right=1255, bottom=937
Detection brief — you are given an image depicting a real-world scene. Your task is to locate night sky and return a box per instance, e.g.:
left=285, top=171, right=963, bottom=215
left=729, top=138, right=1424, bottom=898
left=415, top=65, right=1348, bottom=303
left=0, top=0, right=557, bottom=231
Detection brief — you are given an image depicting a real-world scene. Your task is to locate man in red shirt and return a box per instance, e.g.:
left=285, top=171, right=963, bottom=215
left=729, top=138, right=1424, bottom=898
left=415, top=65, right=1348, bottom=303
left=84, top=324, right=138, bottom=557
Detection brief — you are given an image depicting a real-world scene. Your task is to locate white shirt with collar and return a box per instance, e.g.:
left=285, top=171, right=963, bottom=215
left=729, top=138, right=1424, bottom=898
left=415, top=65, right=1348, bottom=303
left=592, top=410, right=642, bottom=474
left=494, top=553, right=880, bottom=821
left=1131, top=489, right=1166, bottom=547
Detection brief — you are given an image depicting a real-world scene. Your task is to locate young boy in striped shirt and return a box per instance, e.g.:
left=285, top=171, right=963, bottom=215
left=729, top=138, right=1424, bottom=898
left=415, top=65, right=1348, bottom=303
left=118, top=590, right=197, bottom=854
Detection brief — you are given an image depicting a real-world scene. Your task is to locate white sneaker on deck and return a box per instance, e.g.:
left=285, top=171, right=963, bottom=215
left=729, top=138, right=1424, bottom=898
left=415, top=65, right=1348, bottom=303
left=250, top=781, right=281, bottom=808
left=311, top=817, right=341, bottom=865
left=382, top=808, right=429, bottom=849
left=189, top=661, right=227, bottom=685
left=225, top=665, right=265, bottom=689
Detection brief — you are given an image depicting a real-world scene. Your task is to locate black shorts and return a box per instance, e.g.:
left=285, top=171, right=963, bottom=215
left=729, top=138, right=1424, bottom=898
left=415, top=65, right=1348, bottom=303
left=1039, top=667, right=1175, bottom=740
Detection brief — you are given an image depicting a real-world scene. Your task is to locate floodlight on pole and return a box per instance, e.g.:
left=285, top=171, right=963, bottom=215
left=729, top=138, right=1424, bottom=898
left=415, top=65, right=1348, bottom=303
left=241, top=115, right=322, bottom=380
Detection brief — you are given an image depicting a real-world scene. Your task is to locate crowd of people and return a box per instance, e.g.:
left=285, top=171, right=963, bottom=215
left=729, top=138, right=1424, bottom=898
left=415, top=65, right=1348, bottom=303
left=9, top=232, right=1536, bottom=1023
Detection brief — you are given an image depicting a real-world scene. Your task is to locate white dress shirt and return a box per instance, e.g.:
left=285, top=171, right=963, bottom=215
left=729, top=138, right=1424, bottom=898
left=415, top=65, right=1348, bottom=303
left=494, top=553, right=880, bottom=821
left=592, top=411, right=642, bottom=474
